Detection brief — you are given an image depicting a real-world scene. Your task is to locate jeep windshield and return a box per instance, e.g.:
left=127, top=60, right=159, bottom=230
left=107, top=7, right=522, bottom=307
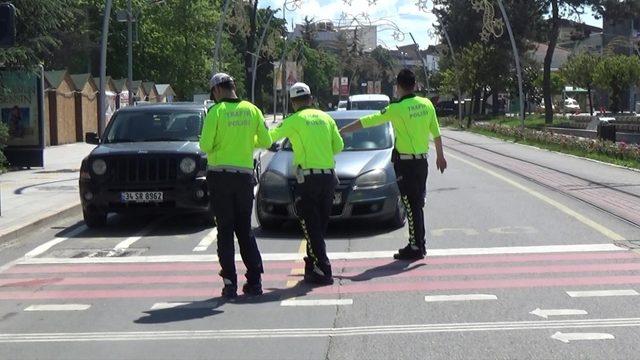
left=104, top=110, right=204, bottom=143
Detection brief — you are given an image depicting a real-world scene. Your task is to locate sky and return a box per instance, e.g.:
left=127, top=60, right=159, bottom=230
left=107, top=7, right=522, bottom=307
left=259, top=0, right=603, bottom=50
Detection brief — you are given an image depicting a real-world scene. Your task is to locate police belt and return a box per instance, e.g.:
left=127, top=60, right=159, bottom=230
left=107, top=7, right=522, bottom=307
left=301, top=168, right=335, bottom=175
left=208, top=166, right=254, bottom=175
left=398, top=153, right=428, bottom=160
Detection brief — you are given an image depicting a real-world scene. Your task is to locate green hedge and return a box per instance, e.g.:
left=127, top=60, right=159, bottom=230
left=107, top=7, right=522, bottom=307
left=473, top=122, right=640, bottom=167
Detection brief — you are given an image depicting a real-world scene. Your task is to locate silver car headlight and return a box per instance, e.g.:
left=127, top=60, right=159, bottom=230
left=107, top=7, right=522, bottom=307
left=261, top=170, right=288, bottom=186
left=180, top=157, right=197, bottom=174
left=354, top=169, right=387, bottom=190
left=91, top=159, right=107, bottom=175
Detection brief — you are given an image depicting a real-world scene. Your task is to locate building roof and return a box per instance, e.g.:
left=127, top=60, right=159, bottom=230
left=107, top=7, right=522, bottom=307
left=70, top=73, right=97, bottom=91
left=142, top=81, right=158, bottom=95
left=112, top=79, right=129, bottom=92
left=44, top=70, right=70, bottom=89
left=528, top=42, right=572, bottom=70
left=557, top=18, right=602, bottom=33
left=155, top=84, right=176, bottom=97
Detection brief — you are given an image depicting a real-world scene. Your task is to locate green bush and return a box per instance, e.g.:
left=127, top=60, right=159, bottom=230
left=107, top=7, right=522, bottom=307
left=0, top=121, right=8, bottom=171
left=473, top=122, right=640, bottom=165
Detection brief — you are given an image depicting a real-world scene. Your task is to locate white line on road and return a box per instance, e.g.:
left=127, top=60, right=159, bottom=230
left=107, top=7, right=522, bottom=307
left=24, top=304, right=91, bottom=312
left=150, top=302, right=219, bottom=311
left=566, top=289, right=639, bottom=298
left=424, top=294, right=497, bottom=302
left=280, top=299, right=353, bottom=306
left=23, top=225, right=87, bottom=258
left=193, top=228, right=217, bottom=252
left=110, top=219, right=163, bottom=254
left=15, top=243, right=626, bottom=265
left=530, top=308, right=587, bottom=319
left=551, top=332, right=614, bottom=343
left=0, top=317, right=638, bottom=342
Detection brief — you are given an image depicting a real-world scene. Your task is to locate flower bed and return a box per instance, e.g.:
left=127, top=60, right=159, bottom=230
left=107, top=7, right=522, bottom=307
left=473, top=122, right=640, bottom=167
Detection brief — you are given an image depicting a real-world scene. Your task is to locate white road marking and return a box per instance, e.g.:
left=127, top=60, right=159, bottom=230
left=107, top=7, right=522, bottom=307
left=566, top=289, right=639, bottom=298
left=424, top=294, right=497, bottom=302
left=23, top=226, right=87, bottom=258
left=110, top=219, right=163, bottom=254
left=24, top=304, right=91, bottom=312
left=530, top=308, right=587, bottom=319
left=150, top=302, right=218, bottom=311
left=0, top=317, right=638, bottom=342
left=280, top=299, right=353, bottom=306
left=193, top=228, right=217, bottom=252
left=551, top=332, right=615, bottom=343
left=15, top=243, right=626, bottom=265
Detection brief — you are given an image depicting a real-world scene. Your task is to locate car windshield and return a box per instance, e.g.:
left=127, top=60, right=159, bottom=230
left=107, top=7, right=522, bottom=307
left=350, top=101, right=389, bottom=110
left=104, top=110, right=204, bottom=143
left=282, top=118, right=392, bottom=151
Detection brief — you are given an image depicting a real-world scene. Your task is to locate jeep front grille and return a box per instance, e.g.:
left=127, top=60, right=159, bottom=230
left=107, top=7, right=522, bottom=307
left=106, top=156, right=178, bottom=183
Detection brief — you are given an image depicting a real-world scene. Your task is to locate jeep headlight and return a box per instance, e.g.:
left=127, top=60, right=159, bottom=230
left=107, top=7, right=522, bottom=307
left=354, top=169, right=387, bottom=190
left=180, top=157, right=197, bottom=174
left=91, top=158, right=107, bottom=176
left=261, top=170, right=287, bottom=187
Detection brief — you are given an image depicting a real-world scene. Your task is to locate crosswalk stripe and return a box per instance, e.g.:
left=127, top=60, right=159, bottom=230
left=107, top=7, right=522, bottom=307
left=193, top=228, right=217, bottom=252
left=12, top=243, right=626, bottom=265
left=424, top=294, right=497, bottom=302
left=280, top=299, right=353, bottom=306
left=566, top=289, right=639, bottom=298
left=24, top=304, right=91, bottom=311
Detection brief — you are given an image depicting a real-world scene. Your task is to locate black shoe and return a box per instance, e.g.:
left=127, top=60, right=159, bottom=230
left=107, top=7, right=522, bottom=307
left=303, top=271, right=334, bottom=286
left=393, top=244, right=425, bottom=260
left=221, top=285, right=238, bottom=299
left=242, top=282, right=263, bottom=296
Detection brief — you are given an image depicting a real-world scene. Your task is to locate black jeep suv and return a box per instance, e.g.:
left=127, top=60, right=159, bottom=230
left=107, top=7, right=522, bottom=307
left=80, top=103, right=210, bottom=227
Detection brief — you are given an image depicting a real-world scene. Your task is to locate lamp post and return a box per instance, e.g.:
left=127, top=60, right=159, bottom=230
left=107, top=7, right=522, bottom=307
left=251, top=10, right=277, bottom=103
left=98, top=0, right=113, bottom=136
left=212, top=0, right=232, bottom=75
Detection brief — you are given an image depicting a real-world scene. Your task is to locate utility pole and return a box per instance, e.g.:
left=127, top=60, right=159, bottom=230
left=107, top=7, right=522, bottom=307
left=409, top=32, right=430, bottom=94
left=99, top=0, right=114, bottom=135
left=127, top=0, right=133, bottom=105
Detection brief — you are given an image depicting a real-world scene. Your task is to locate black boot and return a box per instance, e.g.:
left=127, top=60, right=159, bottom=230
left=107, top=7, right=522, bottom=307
left=220, top=275, right=237, bottom=299
left=393, top=244, right=425, bottom=260
left=303, top=261, right=333, bottom=285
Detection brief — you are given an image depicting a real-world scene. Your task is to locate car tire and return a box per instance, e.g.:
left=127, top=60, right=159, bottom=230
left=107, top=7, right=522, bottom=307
left=257, top=210, right=284, bottom=231
left=83, top=208, right=107, bottom=228
left=201, top=208, right=216, bottom=227
left=387, top=200, right=406, bottom=229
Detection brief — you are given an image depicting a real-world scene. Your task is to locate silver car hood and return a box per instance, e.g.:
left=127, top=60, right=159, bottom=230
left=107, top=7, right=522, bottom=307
left=267, top=148, right=392, bottom=179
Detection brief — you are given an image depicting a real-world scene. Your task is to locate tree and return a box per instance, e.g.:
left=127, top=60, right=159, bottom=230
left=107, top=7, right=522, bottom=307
left=0, top=0, right=76, bottom=70
left=561, top=52, right=600, bottom=115
left=594, top=55, right=640, bottom=113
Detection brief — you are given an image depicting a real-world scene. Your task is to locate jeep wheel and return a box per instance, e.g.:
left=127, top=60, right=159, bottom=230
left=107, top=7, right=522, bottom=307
left=83, top=208, right=107, bottom=228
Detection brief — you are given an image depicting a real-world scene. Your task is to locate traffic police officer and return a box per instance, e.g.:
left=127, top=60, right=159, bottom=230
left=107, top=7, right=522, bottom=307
left=340, top=69, right=447, bottom=260
left=200, top=73, right=272, bottom=298
left=269, top=82, right=344, bottom=285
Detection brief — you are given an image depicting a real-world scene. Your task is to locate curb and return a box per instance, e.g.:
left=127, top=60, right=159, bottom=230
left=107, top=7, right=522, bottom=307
left=0, top=202, right=82, bottom=244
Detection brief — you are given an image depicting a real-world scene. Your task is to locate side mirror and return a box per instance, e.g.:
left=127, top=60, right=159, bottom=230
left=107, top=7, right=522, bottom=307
left=85, top=132, right=100, bottom=145
left=268, top=142, right=281, bottom=152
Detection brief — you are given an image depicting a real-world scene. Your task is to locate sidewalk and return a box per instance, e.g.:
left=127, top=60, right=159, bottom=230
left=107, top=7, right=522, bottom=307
left=0, top=143, right=95, bottom=242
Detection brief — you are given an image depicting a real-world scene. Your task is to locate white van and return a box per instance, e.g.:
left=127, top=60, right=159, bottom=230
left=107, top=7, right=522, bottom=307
left=348, top=94, right=390, bottom=110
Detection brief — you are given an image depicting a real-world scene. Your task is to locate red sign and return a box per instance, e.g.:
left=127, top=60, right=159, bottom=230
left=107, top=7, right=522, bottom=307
left=340, top=77, right=349, bottom=96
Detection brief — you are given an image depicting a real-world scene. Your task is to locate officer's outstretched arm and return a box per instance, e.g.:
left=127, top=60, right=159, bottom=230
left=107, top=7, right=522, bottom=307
left=268, top=121, right=289, bottom=143
left=339, top=119, right=363, bottom=134
left=255, top=121, right=272, bottom=149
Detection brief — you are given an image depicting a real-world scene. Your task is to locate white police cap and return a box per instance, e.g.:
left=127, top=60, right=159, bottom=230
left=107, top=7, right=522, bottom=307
left=289, top=82, right=311, bottom=99
left=209, top=73, right=234, bottom=88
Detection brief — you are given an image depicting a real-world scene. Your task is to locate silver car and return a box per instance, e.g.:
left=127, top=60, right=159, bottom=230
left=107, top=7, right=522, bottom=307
left=256, top=110, right=405, bottom=230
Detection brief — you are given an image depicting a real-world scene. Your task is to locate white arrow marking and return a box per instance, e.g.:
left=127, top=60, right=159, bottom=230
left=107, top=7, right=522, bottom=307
left=551, top=332, right=614, bottom=343
left=530, top=308, right=588, bottom=319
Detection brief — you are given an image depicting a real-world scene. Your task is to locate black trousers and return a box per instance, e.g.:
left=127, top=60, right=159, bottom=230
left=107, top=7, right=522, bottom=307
left=294, top=173, right=337, bottom=277
left=393, top=158, right=429, bottom=251
left=207, top=171, right=263, bottom=285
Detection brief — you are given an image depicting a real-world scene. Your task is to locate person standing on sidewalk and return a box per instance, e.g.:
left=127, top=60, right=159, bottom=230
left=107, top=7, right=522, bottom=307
left=340, top=69, right=447, bottom=260
left=269, top=83, right=344, bottom=285
left=200, top=73, right=272, bottom=298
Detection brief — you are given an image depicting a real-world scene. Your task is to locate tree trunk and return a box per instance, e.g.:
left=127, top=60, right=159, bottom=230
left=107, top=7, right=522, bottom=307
left=587, top=85, right=593, bottom=116
left=245, top=0, right=259, bottom=94
left=543, top=0, right=559, bottom=124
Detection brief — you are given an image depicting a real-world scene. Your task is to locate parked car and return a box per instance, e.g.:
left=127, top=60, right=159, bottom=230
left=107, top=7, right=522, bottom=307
left=435, top=100, right=456, bottom=117
left=348, top=94, right=390, bottom=110
left=255, top=110, right=405, bottom=230
left=80, top=103, right=211, bottom=227
left=563, top=98, right=581, bottom=113
left=337, top=100, right=348, bottom=111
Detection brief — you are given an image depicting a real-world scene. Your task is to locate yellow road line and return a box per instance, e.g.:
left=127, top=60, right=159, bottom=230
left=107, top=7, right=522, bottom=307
left=286, top=239, right=307, bottom=287
left=447, top=152, right=626, bottom=241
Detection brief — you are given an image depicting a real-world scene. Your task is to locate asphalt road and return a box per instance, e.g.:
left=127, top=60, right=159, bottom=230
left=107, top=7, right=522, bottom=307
left=1, top=129, right=639, bottom=360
